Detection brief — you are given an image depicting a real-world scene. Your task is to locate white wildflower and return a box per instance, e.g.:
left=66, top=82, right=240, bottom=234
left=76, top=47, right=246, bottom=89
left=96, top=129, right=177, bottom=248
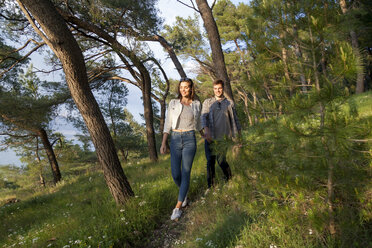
left=121, top=217, right=126, bottom=221
left=120, top=209, right=125, bottom=212
left=47, top=244, right=52, bottom=247
left=309, top=229, right=313, bottom=235
left=74, top=240, right=81, bottom=244
left=205, top=240, right=215, bottom=247
left=195, top=237, right=203, bottom=241
left=139, top=201, right=146, bottom=206
left=88, top=236, right=92, bottom=239
left=102, top=235, right=106, bottom=239
left=270, top=244, right=277, bottom=248
left=62, top=245, right=70, bottom=248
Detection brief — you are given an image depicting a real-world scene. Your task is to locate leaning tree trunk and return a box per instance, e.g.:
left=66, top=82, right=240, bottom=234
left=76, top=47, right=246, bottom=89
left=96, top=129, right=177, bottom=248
left=17, top=0, right=134, bottom=204
left=195, top=0, right=234, bottom=101
left=140, top=70, right=158, bottom=162
left=37, top=128, right=61, bottom=184
left=145, top=35, right=187, bottom=79
left=339, top=0, right=364, bottom=93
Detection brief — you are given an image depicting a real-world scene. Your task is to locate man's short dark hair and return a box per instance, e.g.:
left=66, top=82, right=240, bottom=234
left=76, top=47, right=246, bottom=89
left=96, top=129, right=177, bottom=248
left=213, top=79, right=224, bottom=87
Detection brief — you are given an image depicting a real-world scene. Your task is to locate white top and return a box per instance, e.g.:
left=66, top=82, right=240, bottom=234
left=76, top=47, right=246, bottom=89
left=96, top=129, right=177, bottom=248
left=163, top=99, right=202, bottom=134
left=175, top=104, right=194, bottom=130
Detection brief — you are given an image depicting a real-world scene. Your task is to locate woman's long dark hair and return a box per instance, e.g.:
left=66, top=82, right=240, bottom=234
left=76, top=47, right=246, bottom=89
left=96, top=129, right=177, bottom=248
left=177, top=77, right=196, bottom=100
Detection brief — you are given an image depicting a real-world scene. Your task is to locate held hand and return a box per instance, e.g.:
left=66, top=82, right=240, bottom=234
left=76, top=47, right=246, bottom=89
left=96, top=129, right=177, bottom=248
left=204, top=131, right=213, bottom=143
left=205, top=134, right=213, bottom=143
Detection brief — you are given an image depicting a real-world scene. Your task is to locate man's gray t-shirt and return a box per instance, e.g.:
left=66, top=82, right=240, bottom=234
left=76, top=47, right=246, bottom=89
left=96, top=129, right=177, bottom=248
left=210, top=100, right=232, bottom=140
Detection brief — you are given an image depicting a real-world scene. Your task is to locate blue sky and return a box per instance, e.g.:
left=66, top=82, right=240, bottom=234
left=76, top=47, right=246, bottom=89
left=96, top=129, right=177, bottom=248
left=0, top=0, right=245, bottom=166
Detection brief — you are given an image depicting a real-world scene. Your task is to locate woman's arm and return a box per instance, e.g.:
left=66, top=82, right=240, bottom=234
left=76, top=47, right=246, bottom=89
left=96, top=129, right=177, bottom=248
left=160, top=132, right=169, bottom=154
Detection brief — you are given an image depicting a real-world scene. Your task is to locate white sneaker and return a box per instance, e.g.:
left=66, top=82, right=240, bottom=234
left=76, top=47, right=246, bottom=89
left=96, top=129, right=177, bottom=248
left=170, top=208, right=182, bottom=220
left=181, top=196, right=188, bottom=208
left=204, top=188, right=210, bottom=196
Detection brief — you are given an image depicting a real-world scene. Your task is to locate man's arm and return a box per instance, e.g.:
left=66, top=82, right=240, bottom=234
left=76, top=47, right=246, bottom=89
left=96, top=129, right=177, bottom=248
left=201, top=99, right=213, bottom=142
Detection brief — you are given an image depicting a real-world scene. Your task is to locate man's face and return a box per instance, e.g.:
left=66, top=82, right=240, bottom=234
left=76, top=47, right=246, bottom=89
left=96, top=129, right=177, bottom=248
left=213, top=84, right=224, bottom=98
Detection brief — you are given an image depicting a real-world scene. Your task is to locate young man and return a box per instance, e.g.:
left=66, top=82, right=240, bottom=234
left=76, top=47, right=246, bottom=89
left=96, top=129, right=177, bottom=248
left=201, top=79, right=241, bottom=188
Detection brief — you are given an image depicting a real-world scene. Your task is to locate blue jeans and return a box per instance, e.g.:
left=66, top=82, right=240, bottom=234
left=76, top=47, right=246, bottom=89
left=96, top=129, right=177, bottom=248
left=205, top=140, right=232, bottom=188
left=170, top=130, right=197, bottom=202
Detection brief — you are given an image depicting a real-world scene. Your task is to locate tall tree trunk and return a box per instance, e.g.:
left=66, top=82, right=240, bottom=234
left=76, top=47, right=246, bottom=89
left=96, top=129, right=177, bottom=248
left=140, top=72, right=158, bottom=162
left=37, top=128, right=61, bottom=184
left=237, top=89, right=253, bottom=126
left=292, top=25, right=308, bottom=93
left=339, top=0, right=364, bottom=93
left=279, top=30, right=292, bottom=95
left=35, top=139, right=46, bottom=187
left=195, top=0, right=234, bottom=101
left=308, top=17, right=320, bottom=91
left=17, top=0, right=134, bottom=204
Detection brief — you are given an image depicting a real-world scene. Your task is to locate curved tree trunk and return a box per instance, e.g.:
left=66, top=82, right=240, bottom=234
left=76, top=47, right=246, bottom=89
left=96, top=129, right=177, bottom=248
left=37, top=128, right=61, bottom=184
left=195, top=0, right=234, bottom=101
left=17, top=0, right=134, bottom=204
left=145, top=35, right=187, bottom=78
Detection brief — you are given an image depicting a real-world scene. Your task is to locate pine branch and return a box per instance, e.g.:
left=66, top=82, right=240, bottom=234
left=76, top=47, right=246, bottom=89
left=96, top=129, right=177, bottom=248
left=176, top=0, right=200, bottom=13
left=0, top=41, right=46, bottom=79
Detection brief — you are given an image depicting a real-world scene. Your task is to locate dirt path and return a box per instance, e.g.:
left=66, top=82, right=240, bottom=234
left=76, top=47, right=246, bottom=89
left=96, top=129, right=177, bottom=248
left=144, top=203, right=194, bottom=248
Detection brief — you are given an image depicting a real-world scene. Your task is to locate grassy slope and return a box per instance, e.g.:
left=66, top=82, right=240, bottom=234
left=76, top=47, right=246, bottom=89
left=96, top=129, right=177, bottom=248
left=0, top=92, right=371, bottom=248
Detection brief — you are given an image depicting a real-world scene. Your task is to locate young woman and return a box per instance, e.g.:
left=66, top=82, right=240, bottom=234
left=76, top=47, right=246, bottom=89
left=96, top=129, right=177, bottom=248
left=160, top=77, right=203, bottom=220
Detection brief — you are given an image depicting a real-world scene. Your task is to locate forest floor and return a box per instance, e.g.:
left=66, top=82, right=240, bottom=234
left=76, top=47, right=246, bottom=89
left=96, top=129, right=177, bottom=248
left=1, top=91, right=371, bottom=248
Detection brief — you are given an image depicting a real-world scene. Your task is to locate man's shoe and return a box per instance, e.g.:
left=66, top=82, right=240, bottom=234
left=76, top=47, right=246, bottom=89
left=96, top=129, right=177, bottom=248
left=182, top=196, right=188, bottom=208
left=170, top=208, right=182, bottom=220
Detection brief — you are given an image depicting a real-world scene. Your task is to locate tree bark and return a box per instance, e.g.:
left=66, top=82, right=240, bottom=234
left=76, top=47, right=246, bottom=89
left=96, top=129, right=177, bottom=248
left=339, top=0, right=364, bottom=93
left=292, top=25, right=308, bottom=93
left=17, top=0, right=134, bottom=204
left=195, top=0, right=234, bottom=101
left=37, top=128, right=61, bottom=184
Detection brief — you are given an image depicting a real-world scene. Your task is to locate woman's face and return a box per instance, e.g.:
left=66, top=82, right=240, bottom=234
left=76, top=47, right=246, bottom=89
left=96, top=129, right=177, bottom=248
left=179, top=81, right=191, bottom=98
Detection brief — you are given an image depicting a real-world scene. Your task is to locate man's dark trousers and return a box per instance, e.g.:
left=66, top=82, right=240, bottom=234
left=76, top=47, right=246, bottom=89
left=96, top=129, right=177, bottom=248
left=204, top=140, right=232, bottom=188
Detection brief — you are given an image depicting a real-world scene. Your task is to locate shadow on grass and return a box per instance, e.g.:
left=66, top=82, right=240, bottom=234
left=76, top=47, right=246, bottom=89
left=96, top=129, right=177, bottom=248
left=198, top=211, right=255, bottom=248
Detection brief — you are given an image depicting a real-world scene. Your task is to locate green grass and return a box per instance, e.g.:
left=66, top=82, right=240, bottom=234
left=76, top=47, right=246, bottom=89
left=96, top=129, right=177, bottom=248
left=0, top=91, right=371, bottom=248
